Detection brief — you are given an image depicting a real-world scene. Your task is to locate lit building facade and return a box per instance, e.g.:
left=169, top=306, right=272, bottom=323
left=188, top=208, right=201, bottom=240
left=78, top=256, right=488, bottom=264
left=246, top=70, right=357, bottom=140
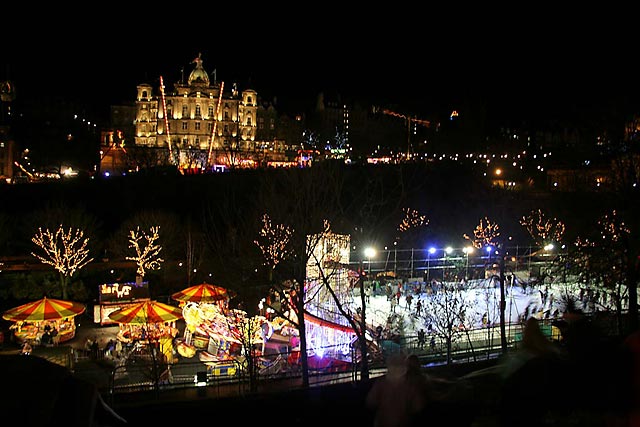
left=133, top=54, right=293, bottom=172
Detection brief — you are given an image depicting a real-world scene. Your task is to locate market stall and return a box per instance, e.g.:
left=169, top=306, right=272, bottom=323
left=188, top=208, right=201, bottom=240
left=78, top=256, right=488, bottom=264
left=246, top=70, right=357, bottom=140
left=94, top=280, right=151, bottom=325
left=2, top=297, right=86, bottom=345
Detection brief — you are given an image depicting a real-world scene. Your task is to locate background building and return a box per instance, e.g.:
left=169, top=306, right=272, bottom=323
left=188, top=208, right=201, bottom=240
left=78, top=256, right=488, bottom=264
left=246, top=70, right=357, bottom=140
left=0, top=80, right=16, bottom=182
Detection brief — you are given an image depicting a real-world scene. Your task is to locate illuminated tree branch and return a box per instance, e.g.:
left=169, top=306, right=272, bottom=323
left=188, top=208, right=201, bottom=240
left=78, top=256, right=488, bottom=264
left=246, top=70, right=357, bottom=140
left=126, top=226, right=164, bottom=278
left=463, top=217, right=501, bottom=249
left=31, top=225, right=94, bottom=299
left=520, top=209, right=565, bottom=247
left=397, top=207, right=429, bottom=233
left=598, top=209, right=630, bottom=243
left=254, top=214, right=293, bottom=277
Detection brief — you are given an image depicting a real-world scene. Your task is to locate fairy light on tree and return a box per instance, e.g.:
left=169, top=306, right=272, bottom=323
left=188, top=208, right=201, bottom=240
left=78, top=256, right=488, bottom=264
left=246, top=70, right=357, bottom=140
left=396, top=208, right=429, bottom=263
left=464, top=216, right=507, bottom=352
left=254, top=213, right=293, bottom=281
left=520, top=209, right=566, bottom=247
left=397, top=207, right=428, bottom=233
left=31, top=225, right=94, bottom=300
left=599, top=209, right=630, bottom=242
left=126, top=226, right=164, bottom=279
left=571, top=209, right=632, bottom=331
left=463, top=216, right=501, bottom=249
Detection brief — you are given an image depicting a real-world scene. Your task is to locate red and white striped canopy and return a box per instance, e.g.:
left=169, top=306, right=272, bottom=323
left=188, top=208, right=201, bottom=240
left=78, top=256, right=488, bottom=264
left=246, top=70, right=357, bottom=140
left=108, top=300, right=183, bottom=325
left=171, top=283, right=236, bottom=303
left=2, top=297, right=86, bottom=322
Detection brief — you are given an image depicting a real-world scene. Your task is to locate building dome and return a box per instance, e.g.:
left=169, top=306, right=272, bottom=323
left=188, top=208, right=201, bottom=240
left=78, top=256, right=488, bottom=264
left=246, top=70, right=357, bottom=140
left=188, top=53, right=210, bottom=86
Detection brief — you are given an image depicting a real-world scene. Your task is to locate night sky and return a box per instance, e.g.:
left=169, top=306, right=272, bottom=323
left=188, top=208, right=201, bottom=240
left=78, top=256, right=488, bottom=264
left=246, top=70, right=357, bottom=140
left=2, top=12, right=638, bottom=128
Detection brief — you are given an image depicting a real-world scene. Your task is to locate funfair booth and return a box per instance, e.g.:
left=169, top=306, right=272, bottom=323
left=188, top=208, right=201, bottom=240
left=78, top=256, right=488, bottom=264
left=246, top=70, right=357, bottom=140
left=3, top=297, right=86, bottom=345
left=94, top=281, right=150, bottom=325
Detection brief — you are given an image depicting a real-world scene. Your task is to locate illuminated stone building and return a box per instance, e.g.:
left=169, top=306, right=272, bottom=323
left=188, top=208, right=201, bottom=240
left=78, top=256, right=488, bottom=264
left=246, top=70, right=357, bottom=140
left=132, top=54, right=294, bottom=172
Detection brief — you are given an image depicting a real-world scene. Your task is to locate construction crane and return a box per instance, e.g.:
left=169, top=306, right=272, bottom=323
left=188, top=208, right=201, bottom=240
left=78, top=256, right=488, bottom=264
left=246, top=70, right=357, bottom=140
left=375, top=107, right=435, bottom=158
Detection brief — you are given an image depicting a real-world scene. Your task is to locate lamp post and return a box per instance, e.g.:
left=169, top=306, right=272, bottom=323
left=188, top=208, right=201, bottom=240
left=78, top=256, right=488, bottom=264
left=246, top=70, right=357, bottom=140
left=498, top=243, right=507, bottom=353
left=364, top=247, right=376, bottom=278
left=427, top=247, right=436, bottom=284
left=463, top=246, right=474, bottom=281
left=443, top=246, right=452, bottom=282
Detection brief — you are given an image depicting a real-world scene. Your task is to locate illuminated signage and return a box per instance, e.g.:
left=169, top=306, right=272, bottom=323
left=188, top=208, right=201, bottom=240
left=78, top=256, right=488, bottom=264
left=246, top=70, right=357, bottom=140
left=99, top=281, right=149, bottom=303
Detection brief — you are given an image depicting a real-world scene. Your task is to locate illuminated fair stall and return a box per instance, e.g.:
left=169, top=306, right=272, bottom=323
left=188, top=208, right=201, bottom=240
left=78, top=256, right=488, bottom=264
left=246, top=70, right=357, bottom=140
left=3, top=297, right=86, bottom=344
left=94, top=281, right=150, bottom=325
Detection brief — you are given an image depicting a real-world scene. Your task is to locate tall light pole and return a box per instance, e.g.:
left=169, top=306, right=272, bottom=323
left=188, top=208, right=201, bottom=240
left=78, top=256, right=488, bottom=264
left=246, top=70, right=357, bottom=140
left=498, top=243, right=508, bottom=353
left=364, top=247, right=376, bottom=278
left=427, top=247, right=436, bottom=283
left=443, top=246, right=453, bottom=282
left=463, top=246, right=474, bottom=281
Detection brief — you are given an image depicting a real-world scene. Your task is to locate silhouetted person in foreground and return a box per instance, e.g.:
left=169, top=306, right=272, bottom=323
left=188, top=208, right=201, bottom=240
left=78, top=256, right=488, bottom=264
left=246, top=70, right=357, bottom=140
left=366, top=353, right=425, bottom=427
left=606, top=327, right=640, bottom=426
left=498, top=317, right=566, bottom=427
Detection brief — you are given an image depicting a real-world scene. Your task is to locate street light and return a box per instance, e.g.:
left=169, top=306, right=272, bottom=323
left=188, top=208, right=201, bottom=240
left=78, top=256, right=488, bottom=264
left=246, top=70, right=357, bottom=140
left=427, top=247, right=437, bottom=283
left=364, top=247, right=376, bottom=277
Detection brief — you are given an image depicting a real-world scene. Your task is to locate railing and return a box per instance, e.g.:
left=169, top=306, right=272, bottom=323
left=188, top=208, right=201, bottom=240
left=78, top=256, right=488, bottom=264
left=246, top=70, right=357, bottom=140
left=95, top=310, right=629, bottom=408
left=99, top=321, right=536, bottom=404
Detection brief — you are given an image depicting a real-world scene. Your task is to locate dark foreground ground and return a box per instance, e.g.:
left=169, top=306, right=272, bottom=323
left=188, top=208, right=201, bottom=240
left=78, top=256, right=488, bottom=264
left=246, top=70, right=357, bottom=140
left=2, top=315, right=636, bottom=427
left=2, top=349, right=632, bottom=427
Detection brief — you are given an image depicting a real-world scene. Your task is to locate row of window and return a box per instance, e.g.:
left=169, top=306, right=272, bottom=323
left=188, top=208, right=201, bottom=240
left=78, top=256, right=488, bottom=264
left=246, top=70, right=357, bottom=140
left=139, top=123, right=255, bottom=136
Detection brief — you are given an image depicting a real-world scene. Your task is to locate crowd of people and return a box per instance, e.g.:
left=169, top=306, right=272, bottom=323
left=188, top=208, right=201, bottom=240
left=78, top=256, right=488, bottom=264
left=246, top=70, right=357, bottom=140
left=365, top=311, right=640, bottom=427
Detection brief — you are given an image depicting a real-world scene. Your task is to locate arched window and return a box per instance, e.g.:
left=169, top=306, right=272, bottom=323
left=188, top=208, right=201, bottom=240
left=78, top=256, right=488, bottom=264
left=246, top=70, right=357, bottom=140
left=208, top=106, right=214, bottom=117
left=142, top=90, right=148, bottom=98
left=247, top=96, right=252, bottom=104
left=246, top=114, right=252, bottom=126
left=182, top=105, right=189, bottom=117
left=195, top=105, right=201, bottom=117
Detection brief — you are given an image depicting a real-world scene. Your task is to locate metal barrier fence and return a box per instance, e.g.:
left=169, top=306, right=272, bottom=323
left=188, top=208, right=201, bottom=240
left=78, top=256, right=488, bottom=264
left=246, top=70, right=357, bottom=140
left=97, top=312, right=627, bottom=406
left=101, top=321, right=535, bottom=403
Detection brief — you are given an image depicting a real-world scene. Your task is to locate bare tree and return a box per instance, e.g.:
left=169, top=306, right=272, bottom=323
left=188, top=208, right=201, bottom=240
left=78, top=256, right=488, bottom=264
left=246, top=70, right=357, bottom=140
left=126, top=226, right=164, bottom=280
left=256, top=164, right=345, bottom=387
left=419, top=282, right=476, bottom=364
left=31, top=225, right=94, bottom=299
left=463, top=216, right=501, bottom=250
left=520, top=209, right=566, bottom=247
left=568, top=209, right=631, bottom=334
left=257, top=163, right=418, bottom=385
left=464, top=216, right=508, bottom=351
left=254, top=214, right=293, bottom=283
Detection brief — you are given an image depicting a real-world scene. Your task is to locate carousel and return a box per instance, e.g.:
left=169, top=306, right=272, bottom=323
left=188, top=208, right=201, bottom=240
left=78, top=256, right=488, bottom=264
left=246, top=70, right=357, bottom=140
left=2, top=297, right=86, bottom=345
left=170, top=282, right=299, bottom=376
left=107, top=300, right=183, bottom=363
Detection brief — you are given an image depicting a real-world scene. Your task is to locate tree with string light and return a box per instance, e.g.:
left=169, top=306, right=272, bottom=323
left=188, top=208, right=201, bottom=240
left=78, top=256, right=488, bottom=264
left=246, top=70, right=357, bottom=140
left=463, top=216, right=501, bottom=250
left=568, top=210, right=633, bottom=334
left=254, top=214, right=293, bottom=282
left=31, top=225, right=94, bottom=300
left=464, top=216, right=507, bottom=352
left=126, top=226, right=164, bottom=280
left=520, top=209, right=566, bottom=248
